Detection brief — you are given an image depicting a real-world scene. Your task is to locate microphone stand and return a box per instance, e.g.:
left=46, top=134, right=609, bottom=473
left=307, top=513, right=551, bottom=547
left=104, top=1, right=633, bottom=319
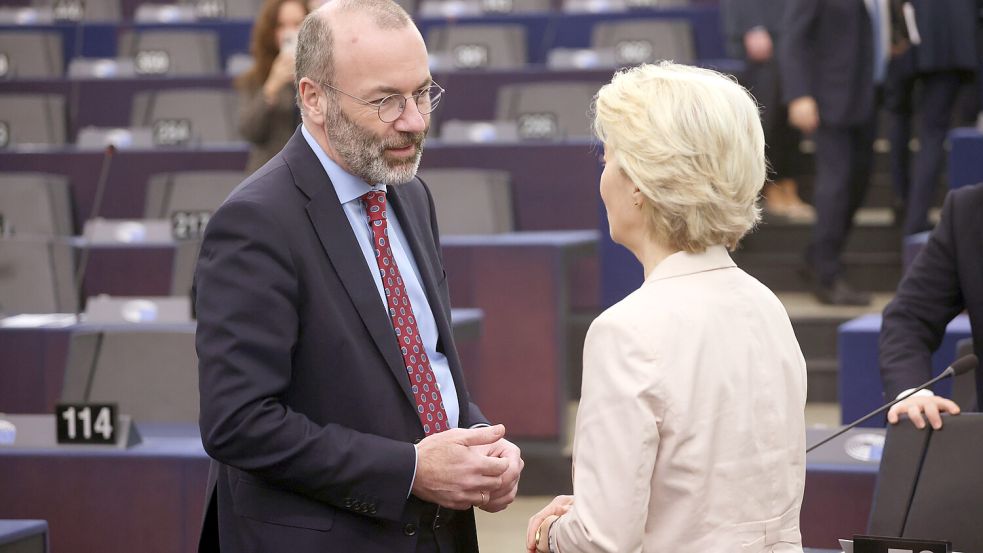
left=806, top=366, right=959, bottom=454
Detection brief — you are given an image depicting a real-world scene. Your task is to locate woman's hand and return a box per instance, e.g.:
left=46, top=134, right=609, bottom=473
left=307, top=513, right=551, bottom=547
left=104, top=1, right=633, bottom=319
left=263, top=50, right=296, bottom=104
left=526, top=495, right=574, bottom=552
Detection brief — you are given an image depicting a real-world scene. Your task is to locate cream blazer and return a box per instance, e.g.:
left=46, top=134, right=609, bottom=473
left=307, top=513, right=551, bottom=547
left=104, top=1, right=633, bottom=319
left=552, top=246, right=807, bottom=553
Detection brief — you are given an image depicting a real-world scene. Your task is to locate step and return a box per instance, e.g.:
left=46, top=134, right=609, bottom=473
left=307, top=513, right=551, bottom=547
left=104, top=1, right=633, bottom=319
left=733, top=251, right=902, bottom=292
left=743, top=209, right=902, bottom=255
left=805, top=357, right=839, bottom=403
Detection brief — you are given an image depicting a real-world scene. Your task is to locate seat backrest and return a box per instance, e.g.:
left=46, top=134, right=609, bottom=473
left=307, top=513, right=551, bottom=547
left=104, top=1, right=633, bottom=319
left=0, top=173, right=74, bottom=237
left=130, top=88, right=239, bottom=145
left=868, top=414, right=983, bottom=552
left=0, top=237, right=77, bottom=315
left=418, top=169, right=514, bottom=234
left=118, top=29, right=220, bottom=76
left=61, top=328, right=199, bottom=423
left=419, top=0, right=550, bottom=16
left=591, top=19, right=695, bottom=65
left=0, top=94, right=66, bottom=147
left=426, top=24, right=527, bottom=69
left=144, top=170, right=244, bottom=219
left=0, top=31, right=63, bottom=78
left=32, top=0, right=121, bottom=21
left=180, top=0, right=264, bottom=19
left=495, top=81, right=603, bottom=140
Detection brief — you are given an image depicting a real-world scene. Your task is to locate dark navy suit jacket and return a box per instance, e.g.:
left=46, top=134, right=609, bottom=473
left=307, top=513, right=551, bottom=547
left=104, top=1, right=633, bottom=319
left=780, top=0, right=876, bottom=127
left=909, top=0, right=980, bottom=73
left=880, top=183, right=983, bottom=404
left=194, top=127, right=487, bottom=553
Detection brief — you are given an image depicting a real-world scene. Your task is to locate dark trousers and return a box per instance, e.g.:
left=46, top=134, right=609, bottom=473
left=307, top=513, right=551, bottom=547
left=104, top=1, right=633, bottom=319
left=884, top=50, right=917, bottom=204
left=810, top=119, right=877, bottom=284
left=741, top=60, right=809, bottom=181
left=904, top=71, right=966, bottom=235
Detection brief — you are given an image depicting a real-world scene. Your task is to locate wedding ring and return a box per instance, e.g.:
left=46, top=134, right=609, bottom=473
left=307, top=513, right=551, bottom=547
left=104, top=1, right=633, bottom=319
left=479, top=491, right=487, bottom=506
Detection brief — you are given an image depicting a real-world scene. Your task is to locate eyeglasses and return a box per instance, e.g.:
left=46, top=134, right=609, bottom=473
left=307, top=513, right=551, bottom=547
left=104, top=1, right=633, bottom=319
left=318, top=80, right=445, bottom=123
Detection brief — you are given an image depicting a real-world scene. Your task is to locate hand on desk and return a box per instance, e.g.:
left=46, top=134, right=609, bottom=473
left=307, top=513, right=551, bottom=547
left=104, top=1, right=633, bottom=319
left=412, top=424, right=510, bottom=510
left=888, top=395, right=960, bottom=430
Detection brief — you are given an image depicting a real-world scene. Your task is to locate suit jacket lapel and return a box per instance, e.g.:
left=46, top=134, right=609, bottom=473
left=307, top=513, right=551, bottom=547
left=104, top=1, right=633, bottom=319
left=282, top=129, right=416, bottom=409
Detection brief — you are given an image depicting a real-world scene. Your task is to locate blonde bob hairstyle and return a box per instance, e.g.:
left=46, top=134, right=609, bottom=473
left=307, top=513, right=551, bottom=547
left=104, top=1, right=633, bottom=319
left=592, top=61, right=766, bottom=253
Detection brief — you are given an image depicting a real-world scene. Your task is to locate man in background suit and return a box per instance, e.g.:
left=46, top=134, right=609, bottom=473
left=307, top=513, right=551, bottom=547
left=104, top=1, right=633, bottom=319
left=880, top=183, right=983, bottom=429
left=721, top=0, right=813, bottom=219
left=781, top=0, right=885, bottom=305
left=194, top=1, right=522, bottom=552
left=899, top=0, right=980, bottom=236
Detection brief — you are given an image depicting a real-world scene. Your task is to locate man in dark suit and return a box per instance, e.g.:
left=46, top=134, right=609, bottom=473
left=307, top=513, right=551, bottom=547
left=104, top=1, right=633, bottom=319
left=900, top=0, right=980, bottom=236
left=194, top=1, right=522, bottom=551
left=880, top=183, right=983, bottom=429
left=721, top=0, right=813, bottom=219
left=781, top=0, right=883, bottom=305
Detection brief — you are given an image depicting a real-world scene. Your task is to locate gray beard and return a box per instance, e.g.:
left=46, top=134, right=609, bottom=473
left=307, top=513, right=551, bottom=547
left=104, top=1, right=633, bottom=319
left=324, top=106, right=427, bottom=186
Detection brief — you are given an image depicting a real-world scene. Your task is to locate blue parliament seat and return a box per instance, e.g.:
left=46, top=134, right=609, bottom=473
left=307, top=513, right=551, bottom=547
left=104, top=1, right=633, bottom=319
left=837, top=314, right=971, bottom=427
left=901, top=231, right=929, bottom=273
left=948, top=127, right=983, bottom=191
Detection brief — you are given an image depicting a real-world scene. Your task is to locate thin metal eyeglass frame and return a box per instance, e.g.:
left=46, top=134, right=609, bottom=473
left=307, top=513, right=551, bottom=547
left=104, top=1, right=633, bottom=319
left=317, top=80, right=445, bottom=123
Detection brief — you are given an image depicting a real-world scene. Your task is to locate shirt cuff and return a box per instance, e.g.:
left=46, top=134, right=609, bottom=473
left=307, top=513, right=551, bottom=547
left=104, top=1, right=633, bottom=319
left=897, top=388, right=935, bottom=400
left=408, top=443, right=418, bottom=499
left=469, top=423, right=490, bottom=429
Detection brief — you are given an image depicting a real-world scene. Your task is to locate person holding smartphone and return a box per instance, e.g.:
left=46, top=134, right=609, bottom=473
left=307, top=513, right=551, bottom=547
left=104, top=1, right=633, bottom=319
left=237, top=0, right=308, bottom=173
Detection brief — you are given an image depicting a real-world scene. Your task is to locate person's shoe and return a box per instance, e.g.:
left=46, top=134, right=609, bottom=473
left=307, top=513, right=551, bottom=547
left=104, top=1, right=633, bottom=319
left=814, top=278, right=872, bottom=306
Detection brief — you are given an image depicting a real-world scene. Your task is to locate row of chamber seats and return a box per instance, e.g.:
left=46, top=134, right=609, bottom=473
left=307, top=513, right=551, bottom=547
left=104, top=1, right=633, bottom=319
left=0, top=18, right=700, bottom=79
left=0, top=167, right=519, bottom=314
left=0, top=89, right=239, bottom=148
left=0, top=0, right=699, bottom=24
left=0, top=78, right=608, bottom=148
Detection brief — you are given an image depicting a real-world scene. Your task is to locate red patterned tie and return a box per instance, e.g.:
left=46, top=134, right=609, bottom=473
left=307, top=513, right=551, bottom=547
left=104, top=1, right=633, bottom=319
left=362, top=190, right=449, bottom=436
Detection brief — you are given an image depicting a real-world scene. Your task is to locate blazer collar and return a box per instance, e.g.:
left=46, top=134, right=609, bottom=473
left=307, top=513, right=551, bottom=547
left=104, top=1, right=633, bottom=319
left=645, top=245, right=737, bottom=284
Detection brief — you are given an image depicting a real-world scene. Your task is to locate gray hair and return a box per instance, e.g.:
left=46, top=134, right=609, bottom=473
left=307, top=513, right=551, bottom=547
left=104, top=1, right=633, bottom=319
left=295, top=0, right=413, bottom=111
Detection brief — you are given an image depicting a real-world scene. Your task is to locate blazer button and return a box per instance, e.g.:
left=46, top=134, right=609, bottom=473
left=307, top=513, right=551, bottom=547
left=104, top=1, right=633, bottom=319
left=404, top=523, right=417, bottom=536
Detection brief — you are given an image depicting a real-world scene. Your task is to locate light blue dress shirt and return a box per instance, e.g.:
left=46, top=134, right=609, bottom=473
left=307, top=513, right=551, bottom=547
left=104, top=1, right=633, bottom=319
left=300, top=125, right=461, bottom=431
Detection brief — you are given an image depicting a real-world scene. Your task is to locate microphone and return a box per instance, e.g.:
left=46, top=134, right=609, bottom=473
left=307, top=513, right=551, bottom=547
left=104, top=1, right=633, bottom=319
left=806, top=354, right=978, bottom=453
left=73, top=144, right=116, bottom=319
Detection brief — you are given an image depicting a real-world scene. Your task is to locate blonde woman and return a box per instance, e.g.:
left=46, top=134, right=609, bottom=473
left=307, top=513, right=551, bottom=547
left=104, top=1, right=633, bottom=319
left=526, top=62, right=807, bottom=552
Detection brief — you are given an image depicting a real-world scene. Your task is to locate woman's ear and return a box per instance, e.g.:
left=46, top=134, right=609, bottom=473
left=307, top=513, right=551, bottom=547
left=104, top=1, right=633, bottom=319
left=631, top=187, right=645, bottom=207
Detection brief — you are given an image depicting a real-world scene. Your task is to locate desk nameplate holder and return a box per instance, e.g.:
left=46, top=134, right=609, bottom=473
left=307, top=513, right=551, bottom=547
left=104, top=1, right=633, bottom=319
left=0, top=413, right=142, bottom=450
